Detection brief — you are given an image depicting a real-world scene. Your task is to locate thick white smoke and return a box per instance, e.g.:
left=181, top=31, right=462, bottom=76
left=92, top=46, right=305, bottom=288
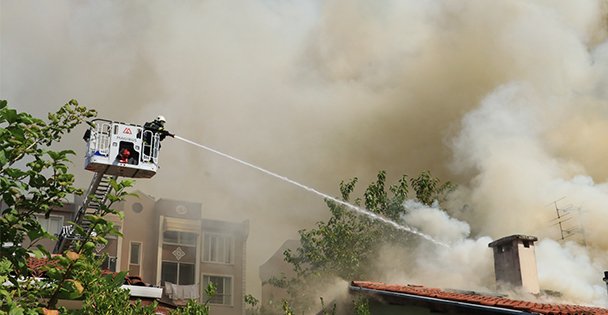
left=402, top=200, right=470, bottom=245
left=381, top=198, right=608, bottom=306
left=536, top=239, right=608, bottom=306
left=376, top=200, right=495, bottom=292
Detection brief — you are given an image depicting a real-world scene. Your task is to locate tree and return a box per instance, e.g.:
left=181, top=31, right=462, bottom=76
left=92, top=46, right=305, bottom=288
left=410, top=170, right=454, bottom=206
left=0, top=100, right=146, bottom=313
left=276, top=170, right=453, bottom=312
left=69, top=254, right=157, bottom=315
left=169, top=284, right=215, bottom=315
left=0, top=99, right=96, bottom=313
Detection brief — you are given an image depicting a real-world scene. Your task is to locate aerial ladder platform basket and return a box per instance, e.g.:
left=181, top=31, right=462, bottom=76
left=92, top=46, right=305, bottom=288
left=54, top=118, right=163, bottom=253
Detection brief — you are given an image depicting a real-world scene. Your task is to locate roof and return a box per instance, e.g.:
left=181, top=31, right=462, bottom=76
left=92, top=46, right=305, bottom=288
left=259, top=239, right=299, bottom=281
left=351, top=281, right=608, bottom=315
left=489, top=235, right=538, bottom=248
left=27, top=256, right=60, bottom=277
left=25, top=257, right=174, bottom=312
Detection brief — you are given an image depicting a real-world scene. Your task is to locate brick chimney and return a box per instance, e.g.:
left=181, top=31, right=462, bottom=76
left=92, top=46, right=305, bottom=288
left=488, top=235, right=540, bottom=294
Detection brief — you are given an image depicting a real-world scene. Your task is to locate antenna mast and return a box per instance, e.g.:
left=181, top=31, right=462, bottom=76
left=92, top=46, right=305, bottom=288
left=551, top=198, right=586, bottom=245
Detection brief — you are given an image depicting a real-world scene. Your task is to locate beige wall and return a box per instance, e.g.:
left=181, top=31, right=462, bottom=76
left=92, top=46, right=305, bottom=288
left=119, top=191, right=158, bottom=282
left=517, top=242, right=540, bottom=294
left=19, top=201, right=74, bottom=251
left=201, top=219, right=249, bottom=315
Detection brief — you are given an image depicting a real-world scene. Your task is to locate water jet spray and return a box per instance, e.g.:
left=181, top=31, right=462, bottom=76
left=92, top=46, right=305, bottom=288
left=174, top=135, right=449, bottom=248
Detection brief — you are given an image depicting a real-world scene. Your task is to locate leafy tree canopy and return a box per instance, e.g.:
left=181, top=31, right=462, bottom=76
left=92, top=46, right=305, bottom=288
left=275, top=170, right=453, bottom=312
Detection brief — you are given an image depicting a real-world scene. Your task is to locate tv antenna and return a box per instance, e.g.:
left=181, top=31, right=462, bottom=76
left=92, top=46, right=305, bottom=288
left=549, top=197, right=586, bottom=246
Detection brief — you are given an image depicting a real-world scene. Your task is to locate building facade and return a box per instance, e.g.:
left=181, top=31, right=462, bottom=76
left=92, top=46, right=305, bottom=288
left=259, top=240, right=299, bottom=311
left=31, top=191, right=249, bottom=315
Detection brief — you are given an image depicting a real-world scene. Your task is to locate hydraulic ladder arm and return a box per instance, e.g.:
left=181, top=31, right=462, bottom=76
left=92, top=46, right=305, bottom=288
left=53, top=171, right=118, bottom=254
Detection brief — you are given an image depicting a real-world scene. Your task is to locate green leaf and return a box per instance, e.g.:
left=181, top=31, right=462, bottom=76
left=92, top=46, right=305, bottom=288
left=0, top=150, right=7, bottom=167
left=36, top=245, right=51, bottom=258
left=26, top=227, right=46, bottom=243
left=112, top=271, right=128, bottom=287
left=58, top=280, right=84, bottom=300
left=9, top=127, right=25, bottom=141
left=8, top=305, right=24, bottom=315
left=4, top=109, right=18, bottom=123
left=46, top=151, right=60, bottom=161
left=45, top=268, right=62, bottom=281
left=5, top=168, right=26, bottom=179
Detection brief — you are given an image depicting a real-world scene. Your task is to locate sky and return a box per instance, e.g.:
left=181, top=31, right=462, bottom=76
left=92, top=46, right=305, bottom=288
left=3, top=0, right=608, bottom=306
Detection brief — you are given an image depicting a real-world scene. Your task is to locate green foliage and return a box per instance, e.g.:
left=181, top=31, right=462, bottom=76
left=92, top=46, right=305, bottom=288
left=353, top=297, right=370, bottom=315
left=281, top=300, right=294, bottom=315
left=285, top=172, right=411, bottom=281
left=44, top=176, right=134, bottom=309
left=170, top=283, right=215, bottom=315
left=170, top=299, right=209, bottom=315
left=278, top=170, right=453, bottom=312
left=0, top=100, right=96, bottom=313
left=409, top=170, right=454, bottom=206
left=66, top=255, right=157, bottom=315
left=245, top=293, right=260, bottom=315
left=319, top=297, right=336, bottom=315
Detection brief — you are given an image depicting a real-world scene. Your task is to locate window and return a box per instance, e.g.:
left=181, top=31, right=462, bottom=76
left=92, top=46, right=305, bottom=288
left=130, top=242, right=141, bottom=265
left=161, top=261, right=195, bottom=285
left=163, top=231, right=197, bottom=246
left=35, top=214, right=63, bottom=236
left=97, top=255, right=117, bottom=272
left=129, top=242, right=142, bottom=276
left=203, top=233, right=233, bottom=264
left=202, top=275, right=232, bottom=305
left=161, top=230, right=197, bottom=286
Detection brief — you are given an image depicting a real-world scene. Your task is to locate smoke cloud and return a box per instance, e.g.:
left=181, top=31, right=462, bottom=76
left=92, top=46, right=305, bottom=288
left=374, top=200, right=495, bottom=292
left=4, top=0, right=608, bottom=305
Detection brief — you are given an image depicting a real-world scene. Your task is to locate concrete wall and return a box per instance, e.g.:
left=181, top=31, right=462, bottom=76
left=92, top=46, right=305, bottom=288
left=517, top=242, right=540, bottom=294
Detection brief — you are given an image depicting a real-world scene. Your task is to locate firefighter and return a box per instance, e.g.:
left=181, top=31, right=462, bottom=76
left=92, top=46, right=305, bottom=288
left=143, top=116, right=174, bottom=158
left=144, top=115, right=174, bottom=142
left=117, top=148, right=131, bottom=163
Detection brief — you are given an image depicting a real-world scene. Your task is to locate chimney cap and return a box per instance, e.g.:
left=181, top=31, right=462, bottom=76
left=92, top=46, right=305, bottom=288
left=488, top=234, right=538, bottom=248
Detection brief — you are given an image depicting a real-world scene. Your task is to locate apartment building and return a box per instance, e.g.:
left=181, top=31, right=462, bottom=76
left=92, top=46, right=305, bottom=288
left=28, top=191, right=249, bottom=315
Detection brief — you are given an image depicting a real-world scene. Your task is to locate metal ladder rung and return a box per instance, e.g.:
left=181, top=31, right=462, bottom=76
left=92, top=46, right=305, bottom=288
left=53, top=173, right=118, bottom=254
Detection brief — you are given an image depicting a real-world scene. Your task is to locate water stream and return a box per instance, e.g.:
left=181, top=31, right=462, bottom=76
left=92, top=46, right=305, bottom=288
left=175, top=135, right=449, bottom=248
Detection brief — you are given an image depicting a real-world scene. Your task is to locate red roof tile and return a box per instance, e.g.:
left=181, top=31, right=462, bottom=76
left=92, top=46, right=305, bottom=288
left=352, top=281, right=608, bottom=315
left=27, top=256, right=60, bottom=277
